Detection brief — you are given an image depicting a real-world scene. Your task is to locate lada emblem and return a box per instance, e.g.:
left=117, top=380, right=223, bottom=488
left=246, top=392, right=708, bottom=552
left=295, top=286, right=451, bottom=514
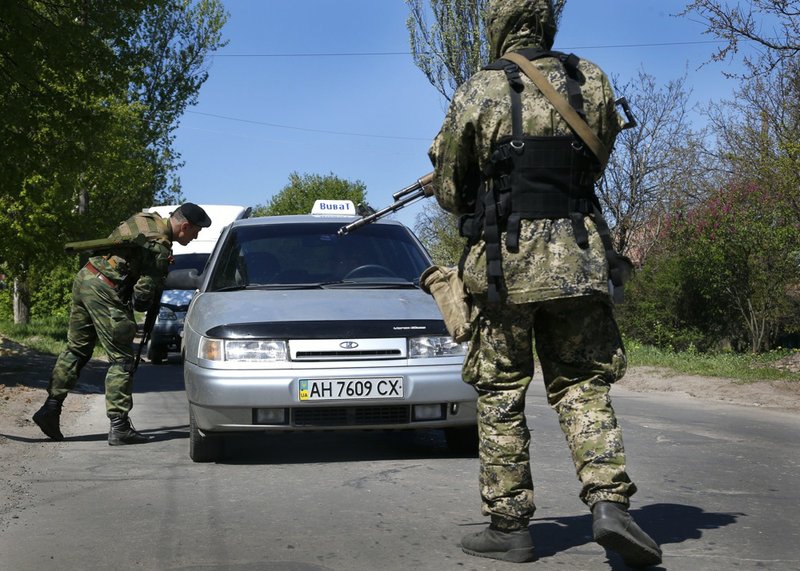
left=340, top=341, right=359, bottom=349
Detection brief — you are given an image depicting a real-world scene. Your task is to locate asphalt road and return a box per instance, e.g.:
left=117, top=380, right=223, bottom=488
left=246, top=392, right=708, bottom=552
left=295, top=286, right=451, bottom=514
left=2, top=357, right=799, bottom=571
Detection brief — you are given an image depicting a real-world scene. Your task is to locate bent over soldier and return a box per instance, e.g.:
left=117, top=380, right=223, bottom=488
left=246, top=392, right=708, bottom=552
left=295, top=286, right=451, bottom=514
left=427, top=0, right=661, bottom=566
left=32, top=203, right=211, bottom=445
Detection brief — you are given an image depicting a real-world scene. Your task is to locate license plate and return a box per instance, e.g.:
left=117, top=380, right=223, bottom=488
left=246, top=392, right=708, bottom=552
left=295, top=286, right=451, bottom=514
left=298, top=377, right=404, bottom=401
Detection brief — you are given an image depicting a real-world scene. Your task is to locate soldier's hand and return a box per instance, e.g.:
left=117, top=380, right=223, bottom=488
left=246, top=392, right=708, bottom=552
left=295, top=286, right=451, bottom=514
left=132, top=295, right=151, bottom=313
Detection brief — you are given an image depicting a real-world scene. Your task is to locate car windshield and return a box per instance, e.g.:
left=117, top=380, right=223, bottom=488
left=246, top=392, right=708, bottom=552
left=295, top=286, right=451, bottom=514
left=207, top=222, right=431, bottom=291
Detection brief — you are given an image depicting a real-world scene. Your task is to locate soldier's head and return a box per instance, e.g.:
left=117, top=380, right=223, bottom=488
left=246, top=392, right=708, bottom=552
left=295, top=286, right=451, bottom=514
left=486, top=0, right=557, bottom=60
left=171, top=202, right=212, bottom=246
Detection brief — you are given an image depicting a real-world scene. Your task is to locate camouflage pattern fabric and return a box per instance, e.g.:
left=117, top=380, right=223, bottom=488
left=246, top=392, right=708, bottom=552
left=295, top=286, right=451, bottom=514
left=463, top=296, right=635, bottom=525
left=48, top=266, right=138, bottom=416
left=90, top=211, right=173, bottom=308
left=486, top=0, right=557, bottom=59
left=429, top=0, right=625, bottom=304
left=427, top=0, right=639, bottom=525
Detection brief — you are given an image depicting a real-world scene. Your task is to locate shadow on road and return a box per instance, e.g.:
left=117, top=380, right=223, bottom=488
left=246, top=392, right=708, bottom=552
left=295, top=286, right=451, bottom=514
left=528, top=502, right=740, bottom=569
left=208, top=429, right=478, bottom=465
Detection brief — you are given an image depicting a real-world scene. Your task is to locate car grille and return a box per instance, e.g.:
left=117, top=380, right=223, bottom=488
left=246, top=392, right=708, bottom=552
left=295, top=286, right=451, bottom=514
left=294, top=349, right=402, bottom=360
left=292, top=405, right=410, bottom=427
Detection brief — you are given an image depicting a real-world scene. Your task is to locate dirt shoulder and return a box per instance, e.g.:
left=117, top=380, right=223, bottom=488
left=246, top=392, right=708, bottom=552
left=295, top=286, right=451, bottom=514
left=616, top=365, right=800, bottom=412
left=0, top=336, right=102, bottom=531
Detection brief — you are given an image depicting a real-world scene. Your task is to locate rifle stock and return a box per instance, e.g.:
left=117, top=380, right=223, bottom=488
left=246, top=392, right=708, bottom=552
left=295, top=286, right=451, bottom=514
left=338, top=172, right=434, bottom=235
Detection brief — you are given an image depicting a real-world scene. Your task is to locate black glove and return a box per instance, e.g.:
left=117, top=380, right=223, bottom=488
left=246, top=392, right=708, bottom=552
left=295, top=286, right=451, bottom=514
left=133, top=295, right=152, bottom=313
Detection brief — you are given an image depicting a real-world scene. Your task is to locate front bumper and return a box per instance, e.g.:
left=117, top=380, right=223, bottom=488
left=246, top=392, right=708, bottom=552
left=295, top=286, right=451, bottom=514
left=184, top=359, right=477, bottom=433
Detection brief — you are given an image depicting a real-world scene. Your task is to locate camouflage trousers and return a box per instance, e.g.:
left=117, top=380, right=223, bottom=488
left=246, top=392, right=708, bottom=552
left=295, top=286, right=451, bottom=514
left=462, top=294, right=636, bottom=527
left=48, top=266, right=137, bottom=417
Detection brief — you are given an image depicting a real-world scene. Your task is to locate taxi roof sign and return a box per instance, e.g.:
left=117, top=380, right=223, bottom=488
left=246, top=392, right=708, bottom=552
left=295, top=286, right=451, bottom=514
left=311, top=200, right=356, bottom=216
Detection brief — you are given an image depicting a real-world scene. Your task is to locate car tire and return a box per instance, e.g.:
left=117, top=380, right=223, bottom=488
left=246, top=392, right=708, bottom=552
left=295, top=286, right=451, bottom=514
left=445, top=425, right=479, bottom=454
left=146, top=340, right=167, bottom=365
left=189, top=407, right=223, bottom=463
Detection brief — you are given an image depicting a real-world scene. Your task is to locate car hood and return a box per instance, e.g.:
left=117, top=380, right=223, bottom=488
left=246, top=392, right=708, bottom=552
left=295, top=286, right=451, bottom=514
left=161, top=289, right=195, bottom=307
left=187, top=287, right=446, bottom=338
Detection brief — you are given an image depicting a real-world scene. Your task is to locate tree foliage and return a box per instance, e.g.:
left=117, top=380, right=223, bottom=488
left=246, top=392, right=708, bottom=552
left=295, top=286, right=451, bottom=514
left=414, top=207, right=463, bottom=266
left=0, top=0, right=227, bottom=322
left=681, top=0, right=800, bottom=75
left=600, top=69, right=715, bottom=262
left=254, top=173, right=368, bottom=217
left=622, top=182, right=800, bottom=353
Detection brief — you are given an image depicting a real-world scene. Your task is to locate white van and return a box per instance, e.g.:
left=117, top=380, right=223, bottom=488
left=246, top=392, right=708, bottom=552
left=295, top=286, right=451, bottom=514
left=144, top=204, right=250, bottom=363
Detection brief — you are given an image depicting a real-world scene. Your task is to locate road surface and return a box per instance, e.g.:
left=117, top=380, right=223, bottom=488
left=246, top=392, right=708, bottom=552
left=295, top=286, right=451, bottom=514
left=1, top=357, right=798, bottom=570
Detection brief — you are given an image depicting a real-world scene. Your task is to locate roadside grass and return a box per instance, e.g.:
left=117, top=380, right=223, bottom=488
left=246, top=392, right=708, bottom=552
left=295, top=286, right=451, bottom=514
left=1, top=319, right=796, bottom=382
left=626, top=339, right=798, bottom=382
left=0, top=316, right=107, bottom=359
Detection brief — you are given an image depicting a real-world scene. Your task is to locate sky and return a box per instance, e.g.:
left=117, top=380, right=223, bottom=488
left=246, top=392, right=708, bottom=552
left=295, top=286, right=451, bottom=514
left=174, top=0, right=748, bottom=228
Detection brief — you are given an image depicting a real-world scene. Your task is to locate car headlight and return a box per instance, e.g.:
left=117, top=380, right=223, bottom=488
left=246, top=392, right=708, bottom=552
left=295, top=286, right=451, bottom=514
left=409, top=335, right=467, bottom=358
left=158, top=307, right=177, bottom=320
left=198, top=337, right=288, bottom=362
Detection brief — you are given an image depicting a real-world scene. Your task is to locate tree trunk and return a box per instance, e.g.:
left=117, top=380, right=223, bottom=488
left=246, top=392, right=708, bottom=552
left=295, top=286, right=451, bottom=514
left=13, top=276, right=30, bottom=325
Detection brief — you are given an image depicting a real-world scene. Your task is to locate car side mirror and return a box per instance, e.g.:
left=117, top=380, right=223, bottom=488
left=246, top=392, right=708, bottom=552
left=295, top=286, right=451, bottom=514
left=165, top=268, right=203, bottom=290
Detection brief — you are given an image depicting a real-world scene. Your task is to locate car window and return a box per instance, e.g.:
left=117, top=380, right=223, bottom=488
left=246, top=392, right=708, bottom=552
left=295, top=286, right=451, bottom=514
left=207, top=222, right=431, bottom=290
left=170, top=253, right=210, bottom=274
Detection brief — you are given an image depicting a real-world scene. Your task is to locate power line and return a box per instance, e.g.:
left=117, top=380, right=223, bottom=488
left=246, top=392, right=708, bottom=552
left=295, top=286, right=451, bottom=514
left=186, top=111, right=431, bottom=141
left=195, top=39, right=729, bottom=140
left=209, top=40, right=725, bottom=58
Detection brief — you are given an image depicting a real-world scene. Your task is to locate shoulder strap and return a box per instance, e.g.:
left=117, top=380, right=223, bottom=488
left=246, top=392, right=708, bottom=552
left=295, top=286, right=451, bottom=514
left=500, top=51, right=609, bottom=169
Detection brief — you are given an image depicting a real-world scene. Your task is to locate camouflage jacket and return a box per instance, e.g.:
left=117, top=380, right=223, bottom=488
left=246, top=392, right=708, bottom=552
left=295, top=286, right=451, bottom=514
left=89, top=212, right=173, bottom=306
left=428, top=0, right=625, bottom=304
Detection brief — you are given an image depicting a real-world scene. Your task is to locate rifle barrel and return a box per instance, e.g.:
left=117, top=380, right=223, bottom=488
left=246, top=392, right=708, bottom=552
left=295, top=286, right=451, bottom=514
left=337, top=171, right=434, bottom=236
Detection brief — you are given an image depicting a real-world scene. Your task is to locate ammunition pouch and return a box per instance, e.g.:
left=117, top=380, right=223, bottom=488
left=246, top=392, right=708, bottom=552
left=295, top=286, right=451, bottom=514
left=420, top=265, right=472, bottom=343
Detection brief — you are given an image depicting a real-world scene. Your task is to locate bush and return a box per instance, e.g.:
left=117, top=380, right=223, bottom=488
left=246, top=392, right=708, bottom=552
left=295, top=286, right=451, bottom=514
left=30, top=262, right=76, bottom=319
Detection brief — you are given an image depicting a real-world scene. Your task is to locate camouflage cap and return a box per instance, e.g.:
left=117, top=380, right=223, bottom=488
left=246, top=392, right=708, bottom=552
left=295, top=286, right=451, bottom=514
left=176, top=202, right=212, bottom=228
left=486, top=0, right=557, bottom=60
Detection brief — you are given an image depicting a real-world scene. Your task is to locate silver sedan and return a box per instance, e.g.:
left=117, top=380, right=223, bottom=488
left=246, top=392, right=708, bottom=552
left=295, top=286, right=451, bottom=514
left=167, top=212, right=477, bottom=462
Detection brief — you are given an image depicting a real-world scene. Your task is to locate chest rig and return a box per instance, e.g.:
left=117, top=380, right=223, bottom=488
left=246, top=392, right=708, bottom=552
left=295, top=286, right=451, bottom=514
left=459, top=49, right=614, bottom=303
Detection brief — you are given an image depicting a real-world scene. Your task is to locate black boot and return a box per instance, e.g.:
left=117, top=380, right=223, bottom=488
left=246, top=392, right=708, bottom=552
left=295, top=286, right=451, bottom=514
left=108, top=414, right=154, bottom=445
left=461, top=525, right=535, bottom=563
left=32, top=397, right=64, bottom=441
left=592, top=501, right=662, bottom=568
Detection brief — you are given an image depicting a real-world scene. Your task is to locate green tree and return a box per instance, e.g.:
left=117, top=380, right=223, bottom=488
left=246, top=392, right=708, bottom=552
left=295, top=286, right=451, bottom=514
left=414, top=208, right=463, bottom=266
left=254, top=173, right=368, bottom=217
left=622, top=182, right=800, bottom=353
left=0, top=0, right=227, bottom=323
left=678, top=183, right=799, bottom=352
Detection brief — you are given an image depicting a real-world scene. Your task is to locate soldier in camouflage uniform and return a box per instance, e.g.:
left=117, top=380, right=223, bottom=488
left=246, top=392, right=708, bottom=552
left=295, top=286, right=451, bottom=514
left=428, top=0, right=661, bottom=566
left=32, top=203, right=211, bottom=445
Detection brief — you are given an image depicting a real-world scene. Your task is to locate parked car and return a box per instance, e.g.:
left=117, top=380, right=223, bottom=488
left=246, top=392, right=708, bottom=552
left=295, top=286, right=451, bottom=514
left=143, top=204, right=250, bottom=364
left=166, top=202, right=477, bottom=462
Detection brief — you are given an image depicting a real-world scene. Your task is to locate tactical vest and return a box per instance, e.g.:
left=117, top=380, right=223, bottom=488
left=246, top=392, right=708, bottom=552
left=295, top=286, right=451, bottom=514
left=459, top=49, right=617, bottom=303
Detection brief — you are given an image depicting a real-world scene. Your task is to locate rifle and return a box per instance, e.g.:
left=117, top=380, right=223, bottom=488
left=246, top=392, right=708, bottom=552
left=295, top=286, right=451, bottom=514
left=64, top=233, right=149, bottom=255
left=132, top=290, right=162, bottom=373
left=338, top=172, right=434, bottom=235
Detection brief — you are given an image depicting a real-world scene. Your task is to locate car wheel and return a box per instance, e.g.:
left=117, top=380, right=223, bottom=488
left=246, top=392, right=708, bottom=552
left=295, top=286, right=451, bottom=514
left=189, top=408, right=223, bottom=463
left=445, top=425, right=479, bottom=454
left=146, top=340, right=167, bottom=365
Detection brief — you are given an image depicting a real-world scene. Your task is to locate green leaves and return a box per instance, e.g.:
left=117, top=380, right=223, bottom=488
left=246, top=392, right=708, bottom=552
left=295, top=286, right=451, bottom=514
left=0, top=0, right=227, bottom=322
left=254, top=172, right=368, bottom=217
